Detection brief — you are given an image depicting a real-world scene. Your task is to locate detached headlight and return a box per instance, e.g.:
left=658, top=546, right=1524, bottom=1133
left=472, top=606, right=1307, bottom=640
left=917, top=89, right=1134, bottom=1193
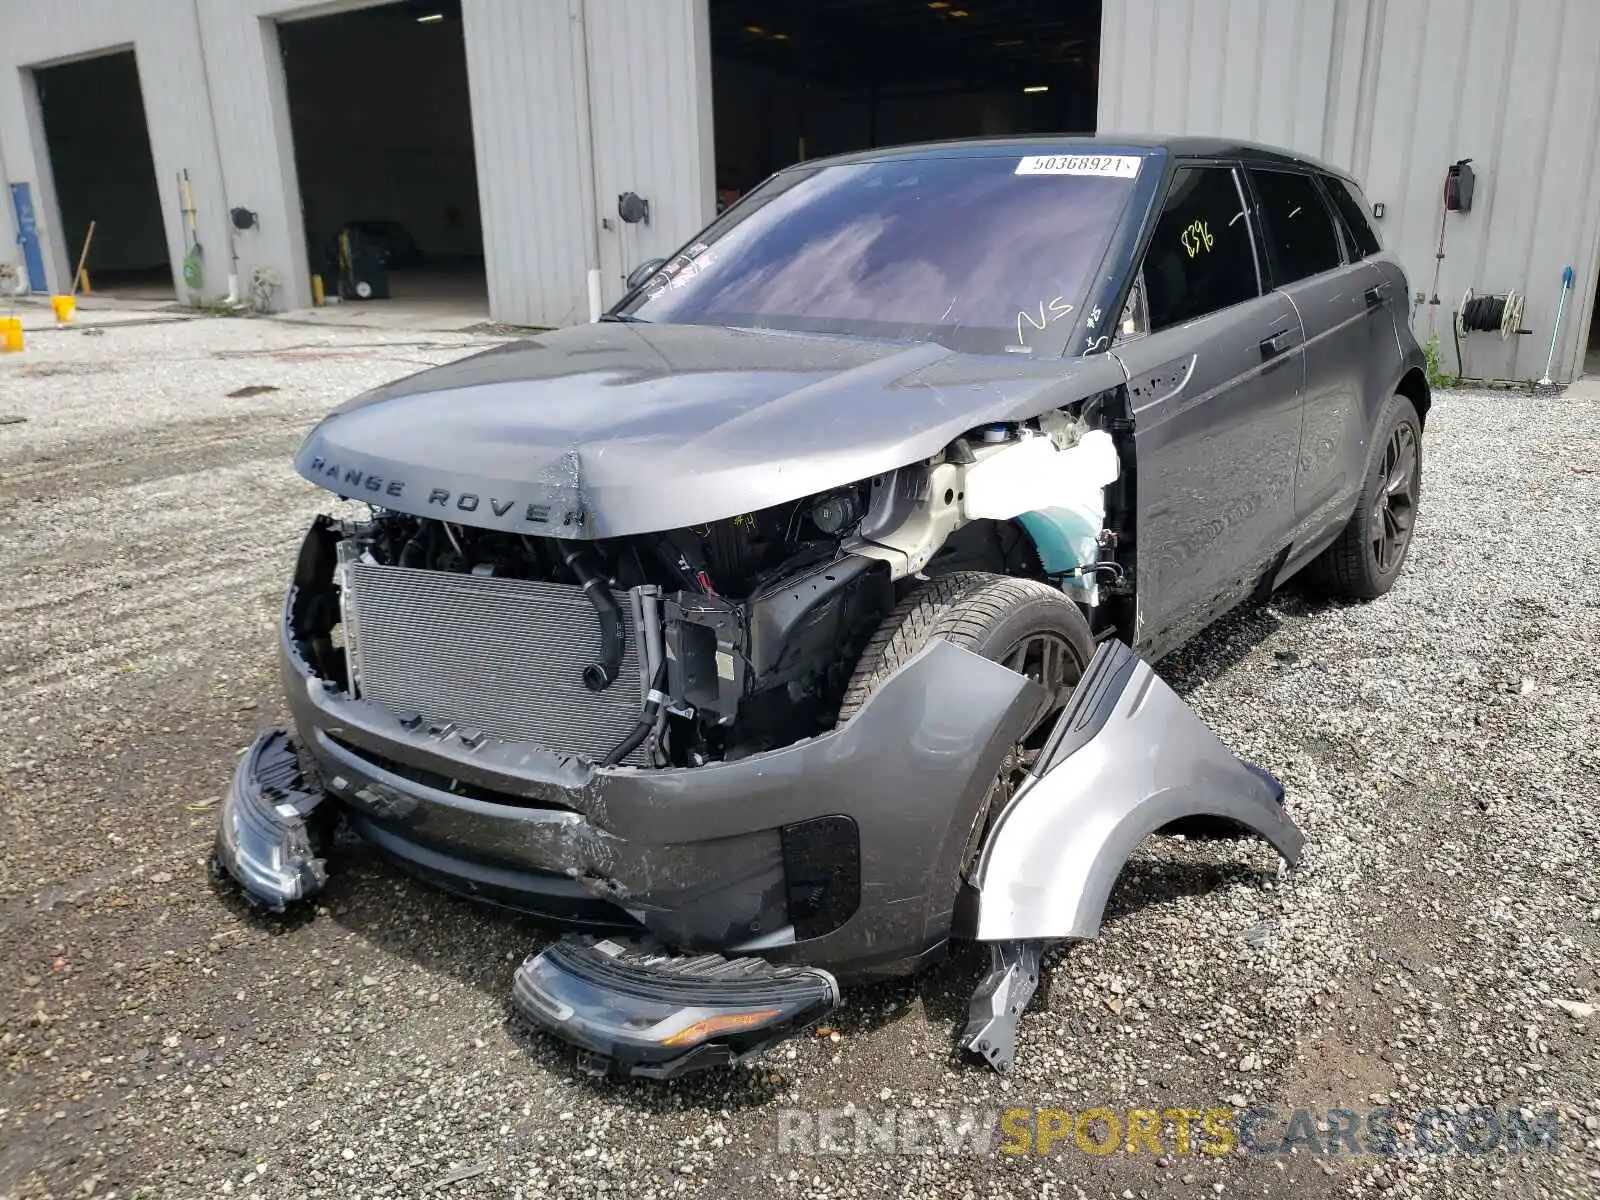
left=512, top=936, right=839, bottom=1079
left=214, top=732, right=329, bottom=909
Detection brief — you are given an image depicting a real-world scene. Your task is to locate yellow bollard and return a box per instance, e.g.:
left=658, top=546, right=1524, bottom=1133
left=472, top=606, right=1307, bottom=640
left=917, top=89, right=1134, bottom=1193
left=311, top=273, right=325, bottom=307
left=0, top=318, right=23, bottom=353
left=50, top=295, right=76, bottom=323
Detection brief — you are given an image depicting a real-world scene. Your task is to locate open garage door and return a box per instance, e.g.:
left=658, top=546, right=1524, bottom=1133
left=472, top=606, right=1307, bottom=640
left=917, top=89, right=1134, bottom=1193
left=35, top=50, right=171, bottom=300
left=710, top=0, right=1100, bottom=203
left=279, top=0, right=486, bottom=322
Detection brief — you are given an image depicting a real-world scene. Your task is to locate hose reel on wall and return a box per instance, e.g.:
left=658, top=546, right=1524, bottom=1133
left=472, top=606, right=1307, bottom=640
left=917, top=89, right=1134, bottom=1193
left=1451, top=288, right=1531, bottom=381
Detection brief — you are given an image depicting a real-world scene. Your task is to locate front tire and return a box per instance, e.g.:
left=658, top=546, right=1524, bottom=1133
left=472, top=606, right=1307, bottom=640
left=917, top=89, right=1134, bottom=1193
left=837, top=572, right=1094, bottom=727
left=1306, top=393, right=1422, bottom=600
left=837, top=572, right=1094, bottom=872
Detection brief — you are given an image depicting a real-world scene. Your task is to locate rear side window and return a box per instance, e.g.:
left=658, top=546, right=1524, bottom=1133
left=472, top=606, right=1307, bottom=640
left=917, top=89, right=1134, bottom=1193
left=1141, top=166, right=1261, bottom=329
left=1324, top=174, right=1383, bottom=257
left=1249, top=168, right=1344, bottom=283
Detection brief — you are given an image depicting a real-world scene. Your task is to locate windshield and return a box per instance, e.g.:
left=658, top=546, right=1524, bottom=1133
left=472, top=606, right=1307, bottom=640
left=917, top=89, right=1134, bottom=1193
left=615, top=152, right=1143, bottom=357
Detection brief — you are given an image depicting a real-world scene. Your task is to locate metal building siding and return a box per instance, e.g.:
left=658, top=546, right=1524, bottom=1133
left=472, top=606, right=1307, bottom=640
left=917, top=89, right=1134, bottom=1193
left=4, top=0, right=715, bottom=325
left=584, top=0, right=715, bottom=306
left=460, top=0, right=594, bottom=327
left=196, top=0, right=411, bottom=313
left=1102, top=0, right=1348, bottom=150
left=0, top=0, right=229, bottom=297
left=1099, top=0, right=1600, bottom=382
left=192, top=2, right=310, bottom=309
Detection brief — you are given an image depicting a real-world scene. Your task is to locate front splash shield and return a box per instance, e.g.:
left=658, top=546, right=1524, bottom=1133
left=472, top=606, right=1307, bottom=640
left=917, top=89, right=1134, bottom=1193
left=970, top=640, right=1304, bottom=942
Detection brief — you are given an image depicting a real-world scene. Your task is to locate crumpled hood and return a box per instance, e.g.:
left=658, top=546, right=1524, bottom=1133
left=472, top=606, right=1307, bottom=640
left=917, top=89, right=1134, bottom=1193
left=295, top=321, right=1126, bottom=538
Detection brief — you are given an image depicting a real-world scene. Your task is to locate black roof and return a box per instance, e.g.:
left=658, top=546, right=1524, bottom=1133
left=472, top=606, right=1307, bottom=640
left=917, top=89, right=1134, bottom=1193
left=794, top=134, right=1355, bottom=183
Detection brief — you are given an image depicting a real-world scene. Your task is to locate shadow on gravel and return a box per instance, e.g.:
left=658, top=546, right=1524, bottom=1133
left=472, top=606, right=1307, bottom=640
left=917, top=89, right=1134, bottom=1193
left=1100, top=855, right=1272, bottom=925
left=1157, top=582, right=1348, bottom=697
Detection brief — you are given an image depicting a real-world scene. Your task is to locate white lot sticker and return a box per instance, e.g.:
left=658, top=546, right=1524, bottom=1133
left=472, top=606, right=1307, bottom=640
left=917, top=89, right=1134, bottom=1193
left=1016, top=154, right=1141, bottom=178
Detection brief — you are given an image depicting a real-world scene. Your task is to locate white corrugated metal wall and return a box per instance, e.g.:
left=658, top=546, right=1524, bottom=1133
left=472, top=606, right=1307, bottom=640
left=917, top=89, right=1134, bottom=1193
left=459, top=0, right=715, bottom=323
left=582, top=0, right=716, bottom=308
left=1100, top=0, right=1600, bottom=384
left=199, top=0, right=714, bottom=323
left=0, top=0, right=230, bottom=297
left=9, top=0, right=1595, bottom=366
left=2, top=0, right=713, bottom=325
left=460, top=0, right=595, bottom=327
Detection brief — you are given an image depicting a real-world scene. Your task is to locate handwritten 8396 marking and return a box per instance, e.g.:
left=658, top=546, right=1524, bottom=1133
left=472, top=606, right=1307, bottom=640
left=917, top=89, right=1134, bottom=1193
left=1181, top=219, right=1214, bottom=258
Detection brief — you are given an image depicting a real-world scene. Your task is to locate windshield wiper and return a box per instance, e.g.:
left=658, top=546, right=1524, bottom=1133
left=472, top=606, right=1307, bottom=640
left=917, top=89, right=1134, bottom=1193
left=599, top=313, right=650, bottom=324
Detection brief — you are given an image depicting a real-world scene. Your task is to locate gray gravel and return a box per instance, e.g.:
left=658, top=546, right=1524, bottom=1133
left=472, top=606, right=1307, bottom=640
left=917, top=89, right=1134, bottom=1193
left=2, top=313, right=1598, bottom=1199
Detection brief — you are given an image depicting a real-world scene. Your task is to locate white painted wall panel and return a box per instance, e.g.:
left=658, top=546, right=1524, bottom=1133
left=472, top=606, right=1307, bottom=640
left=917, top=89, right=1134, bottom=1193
left=461, top=0, right=594, bottom=326
left=4, top=0, right=711, bottom=325
left=1100, top=0, right=1600, bottom=382
left=0, top=138, right=15, bottom=271
left=0, top=0, right=228, bottom=297
left=584, top=0, right=715, bottom=306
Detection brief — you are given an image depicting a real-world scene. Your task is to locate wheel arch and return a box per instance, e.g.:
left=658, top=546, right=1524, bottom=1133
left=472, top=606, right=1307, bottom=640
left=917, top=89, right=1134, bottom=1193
left=967, top=641, right=1304, bottom=942
left=1395, top=365, right=1432, bottom=427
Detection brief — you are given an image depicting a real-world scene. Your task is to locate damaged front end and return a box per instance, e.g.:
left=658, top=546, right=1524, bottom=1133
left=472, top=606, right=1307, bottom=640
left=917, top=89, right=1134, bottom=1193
left=217, top=380, right=1302, bottom=1077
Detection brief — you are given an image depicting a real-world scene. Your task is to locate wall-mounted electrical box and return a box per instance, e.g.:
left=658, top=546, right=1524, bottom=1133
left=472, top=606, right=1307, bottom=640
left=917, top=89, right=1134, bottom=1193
left=1445, top=159, right=1475, bottom=213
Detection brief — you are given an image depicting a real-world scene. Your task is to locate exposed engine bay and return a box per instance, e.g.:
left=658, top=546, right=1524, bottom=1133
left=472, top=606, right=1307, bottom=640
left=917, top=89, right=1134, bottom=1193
left=288, top=403, right=1132, bottom=771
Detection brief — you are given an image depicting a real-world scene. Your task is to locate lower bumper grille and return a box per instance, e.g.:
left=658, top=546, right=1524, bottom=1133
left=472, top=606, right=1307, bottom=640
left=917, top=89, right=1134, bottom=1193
left=345, top=562, right=648, bottom=763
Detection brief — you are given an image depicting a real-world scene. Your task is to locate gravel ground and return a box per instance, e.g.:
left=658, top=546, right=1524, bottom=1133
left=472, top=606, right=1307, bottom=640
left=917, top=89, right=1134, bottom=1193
left=1, top=312, right=1598, bottom=1199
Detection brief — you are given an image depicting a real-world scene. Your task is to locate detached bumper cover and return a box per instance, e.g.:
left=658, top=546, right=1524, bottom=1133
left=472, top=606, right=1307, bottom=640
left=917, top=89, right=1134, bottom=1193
left=214, top=731, right=330, bottom=910
left=512, top=937, right=839, bottom=1078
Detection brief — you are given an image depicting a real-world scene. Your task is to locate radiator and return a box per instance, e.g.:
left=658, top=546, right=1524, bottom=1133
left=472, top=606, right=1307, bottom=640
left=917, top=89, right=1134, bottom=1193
left=344, top=562, right=649, bottom=764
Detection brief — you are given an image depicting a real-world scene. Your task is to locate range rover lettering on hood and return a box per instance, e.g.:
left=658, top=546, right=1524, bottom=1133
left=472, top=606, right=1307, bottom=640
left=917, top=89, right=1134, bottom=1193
left=302, top=455, right=581, bottom=527
left=292, top=322, right=1127, bottom=539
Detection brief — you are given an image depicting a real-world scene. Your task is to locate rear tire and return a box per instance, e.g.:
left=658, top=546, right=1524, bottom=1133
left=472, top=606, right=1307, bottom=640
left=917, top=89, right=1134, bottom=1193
left=1305, top=393, right=1422, bottom=600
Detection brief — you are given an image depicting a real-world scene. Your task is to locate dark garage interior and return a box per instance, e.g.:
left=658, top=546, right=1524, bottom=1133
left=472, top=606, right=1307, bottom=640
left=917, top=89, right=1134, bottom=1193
left=710, top=0, right=1100, bottom=203
left=279, top=0, right=486, bottom=312
left=35, top=50, right=171, bottom=299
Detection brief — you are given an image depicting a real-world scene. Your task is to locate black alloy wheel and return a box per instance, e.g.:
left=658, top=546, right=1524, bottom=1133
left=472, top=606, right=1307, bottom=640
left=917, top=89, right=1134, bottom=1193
left=1371, top=421, right=1419, bottom=574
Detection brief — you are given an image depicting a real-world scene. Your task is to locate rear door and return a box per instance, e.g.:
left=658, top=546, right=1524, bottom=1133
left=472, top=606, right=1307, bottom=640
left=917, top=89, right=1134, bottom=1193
left=1112, top=162, right=1306, bottom=658
left=1246, top=166, right=1389, bottom=548
left=1323, top=171, right=1413, bottom=445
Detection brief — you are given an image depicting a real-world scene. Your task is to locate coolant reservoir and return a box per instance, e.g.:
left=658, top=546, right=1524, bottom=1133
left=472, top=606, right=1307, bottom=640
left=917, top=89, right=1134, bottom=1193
left=962, top=430, right=1120, bottom=592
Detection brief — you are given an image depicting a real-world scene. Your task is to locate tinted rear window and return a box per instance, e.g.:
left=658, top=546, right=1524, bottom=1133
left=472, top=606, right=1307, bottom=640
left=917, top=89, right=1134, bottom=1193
left=1249, top=168, right=1344, bottom=283
left=616, top=155, right=1142, bottom=357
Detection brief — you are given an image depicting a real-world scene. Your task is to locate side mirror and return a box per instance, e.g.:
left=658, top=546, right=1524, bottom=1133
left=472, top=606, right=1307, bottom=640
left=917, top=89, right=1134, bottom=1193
left=625, top=257, right=666, bottom=293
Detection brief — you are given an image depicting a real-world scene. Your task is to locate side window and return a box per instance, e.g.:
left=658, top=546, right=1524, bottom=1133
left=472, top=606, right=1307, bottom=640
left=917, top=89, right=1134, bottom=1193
left=1141, top=166, right=1261, bottom=330
left=1324, top=174, right=1383, bottom=257
left=1249, top=168, right=1344, bottom=283
left=1115, top=271, right=1148, bottom=341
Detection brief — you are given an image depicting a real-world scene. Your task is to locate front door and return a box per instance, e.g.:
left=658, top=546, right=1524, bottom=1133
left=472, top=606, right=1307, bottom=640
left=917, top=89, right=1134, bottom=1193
left=1112, top=163, right=1306, bottom=659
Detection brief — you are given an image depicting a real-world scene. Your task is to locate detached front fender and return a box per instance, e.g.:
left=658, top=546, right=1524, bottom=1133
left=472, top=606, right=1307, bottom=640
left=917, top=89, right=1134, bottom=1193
left=969, top=641, right=1303, bottom=941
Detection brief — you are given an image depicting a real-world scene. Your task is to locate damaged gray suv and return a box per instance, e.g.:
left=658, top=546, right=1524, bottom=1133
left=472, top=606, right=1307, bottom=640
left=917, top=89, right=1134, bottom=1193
left=217, top=137, right=1427, bottom=1077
